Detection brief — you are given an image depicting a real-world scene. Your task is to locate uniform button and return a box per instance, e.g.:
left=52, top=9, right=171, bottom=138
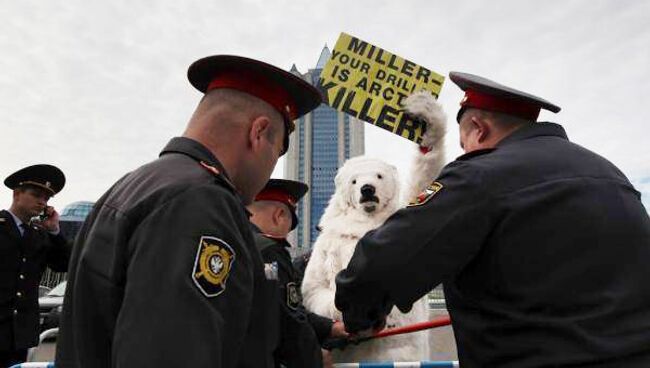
left=13, top=310, right=18, bottom=315
left=19, top=274, right=25, bottom=280
left=16, top=292, right=22, bottom=297
left=22, top=257, right=26, bottom=262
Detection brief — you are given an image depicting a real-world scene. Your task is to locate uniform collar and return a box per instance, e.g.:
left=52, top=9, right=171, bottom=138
left=497, top=122, right=568, bottom=148
left=160, top=137, right=236, bottom=190
left=6, top=209, right=24, bottom=229
left=249, top=223, right=289, bottom=245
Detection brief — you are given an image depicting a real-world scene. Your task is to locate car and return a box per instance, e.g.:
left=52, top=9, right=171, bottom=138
left=38, top=281, right=66, bottom=331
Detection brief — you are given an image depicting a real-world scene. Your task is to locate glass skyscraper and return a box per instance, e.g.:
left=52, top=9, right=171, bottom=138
left=284, top=46, right=365, bottom=252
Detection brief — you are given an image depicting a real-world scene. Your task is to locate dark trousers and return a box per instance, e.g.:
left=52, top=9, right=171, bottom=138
left=0, top=349, right=27, bottom=368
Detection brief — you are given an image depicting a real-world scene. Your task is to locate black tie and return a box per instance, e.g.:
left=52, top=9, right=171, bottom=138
left=20, top=223, right=29, bottom=237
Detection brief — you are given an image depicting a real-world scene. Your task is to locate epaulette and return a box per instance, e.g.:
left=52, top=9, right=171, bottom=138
left=254, top=232, right=279, bottom=253
left=261, top=233, right=286, bottom=241
left=199, top=161, right=238, bottom=193
left=456, top=148, right=496, bottom=161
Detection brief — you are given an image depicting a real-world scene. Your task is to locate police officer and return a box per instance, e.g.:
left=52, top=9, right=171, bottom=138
left=55, top=55, right=321, bottom=368
left=248, top=179, right=347, bottom=368
left=1, top=164, right=70, bottom=367
left=335, top=72, right=650, bottom=367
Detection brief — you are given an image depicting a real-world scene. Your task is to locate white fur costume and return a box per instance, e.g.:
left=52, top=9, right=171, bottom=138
left=301, top=92, right=447, bottom=363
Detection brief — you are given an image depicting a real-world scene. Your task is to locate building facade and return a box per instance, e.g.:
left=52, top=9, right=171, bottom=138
left=284, top=46, right=365, bottom=252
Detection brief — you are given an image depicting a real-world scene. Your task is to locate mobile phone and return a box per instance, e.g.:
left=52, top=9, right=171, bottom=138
left=39, top=207, right=51, bottom=222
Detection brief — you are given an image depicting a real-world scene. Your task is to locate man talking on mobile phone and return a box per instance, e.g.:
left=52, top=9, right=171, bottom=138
left=0, top=164, right=70, bottom=367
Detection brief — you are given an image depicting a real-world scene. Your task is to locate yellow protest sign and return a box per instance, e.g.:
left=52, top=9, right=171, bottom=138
left=318, top=33, right=445, bottom=144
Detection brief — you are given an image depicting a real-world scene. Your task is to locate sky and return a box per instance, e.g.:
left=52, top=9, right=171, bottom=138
left=1, top=0, right=649, bottom=211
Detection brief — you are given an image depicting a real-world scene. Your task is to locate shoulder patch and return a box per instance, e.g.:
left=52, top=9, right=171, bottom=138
left=192, top=236, right=236, bottom=297
left=286, top=282, right=302, bottom=310
left=408, top=181, right=444, bottom=207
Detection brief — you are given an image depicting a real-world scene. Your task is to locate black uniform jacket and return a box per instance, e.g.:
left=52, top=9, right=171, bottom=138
left=56, top=137, right=277, bottom=368
left=252, top=229, right=330, bottom=368
left=0, top=210, right=69, bottom=350
left=336, top=123, right=650, bottom=368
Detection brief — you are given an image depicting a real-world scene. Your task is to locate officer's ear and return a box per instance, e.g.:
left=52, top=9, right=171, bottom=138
left=271, top=205, right=284, bottom=226
left=249, top=115, right=272, bottom=152
left=471, top=116, right=491, bottom=143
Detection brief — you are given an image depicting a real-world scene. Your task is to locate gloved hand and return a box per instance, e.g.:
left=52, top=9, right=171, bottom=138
left=335, top=290, right=393, bottom=334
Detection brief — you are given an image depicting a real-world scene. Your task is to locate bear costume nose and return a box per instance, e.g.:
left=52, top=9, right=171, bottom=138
left=361, top=184, right=375, bottom=197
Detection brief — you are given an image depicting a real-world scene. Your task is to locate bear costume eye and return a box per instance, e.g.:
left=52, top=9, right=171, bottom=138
left=377, top=174, right=383, bottom=179
left=352, top=179, right=357, bottom=184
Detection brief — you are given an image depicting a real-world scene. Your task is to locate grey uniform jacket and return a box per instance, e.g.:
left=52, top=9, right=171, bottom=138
left=336, top=122, right=650, bottom=368
left=56, top=137, right=277, bottom=368
left=0, top=210, right=69, bottom=350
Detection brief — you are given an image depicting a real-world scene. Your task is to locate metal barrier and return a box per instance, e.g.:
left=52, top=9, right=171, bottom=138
left=334, top=362, right=459, bottom=367
left=9, top=363, right=54, bottom=368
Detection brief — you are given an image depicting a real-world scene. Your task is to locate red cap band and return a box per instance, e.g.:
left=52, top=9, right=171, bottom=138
left=207, top=71, right=297, bottom=121
left=255, top=188, right=297, bottom=210
left=461, top=89, right=540, bottom=121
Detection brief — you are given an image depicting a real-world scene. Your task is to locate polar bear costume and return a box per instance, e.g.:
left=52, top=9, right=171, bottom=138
left=301, top=92, right=447, bottom=363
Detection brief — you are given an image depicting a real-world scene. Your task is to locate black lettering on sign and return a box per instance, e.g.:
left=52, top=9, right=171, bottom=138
left=416, top=67, right=430, bottom=84
left=376, top=69, right=386, bottom=81
left=358, top=97, right=375, bottom=124
left=331, top=86, right=347, bottom=109
left=348, top=37, right=368, bottom=56
left=350, top=58, right=362, bottom=70
left=318, top=79, right=338, bottom=105
left=375, top=49, right=387, bottom=65
left=360, top=62, right=370, bottom=75
left=355, top=77, right=368, bottom=91
left=396, top=114, right=422, bottom=142
left=341, top=90, right=359, bottom=116
left=401, top=59, right=416, bottom=77
left=330, top=65, right=339, bottom=78
left=387, top=54, right=400, bottom=71
left=386, top=73, right=396, bottom=85
left=369, top=81, right=382, bottom=96
left=376, top=105, right=399, bottom=132
left=339, top=53, right=350, bottom=65
left=368, top=45, right=377, bottom=59
left=331, top=50, right=341, bottom=60
left=382, top=87, right=395, bottom=101
left=339, top=68, right=350, bottom=83
left=396, top=91, right=408, bottom=106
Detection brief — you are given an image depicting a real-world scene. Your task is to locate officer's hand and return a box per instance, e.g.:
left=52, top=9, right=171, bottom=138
left=330, top=320, right=349, bottom=339
left=42, top=206, right=60, bottom=233
left=350, top=316, right=386, bottom=338
left=341, top=302, right=389, bottom=335
left=322, top=349, right=333, bottom=368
